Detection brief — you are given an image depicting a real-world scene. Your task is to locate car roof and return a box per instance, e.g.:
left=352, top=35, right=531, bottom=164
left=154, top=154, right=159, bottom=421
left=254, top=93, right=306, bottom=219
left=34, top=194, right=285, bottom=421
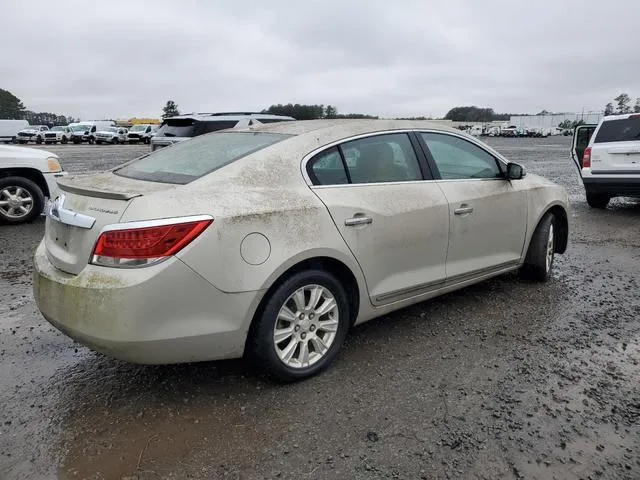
left=602, top=113, right=640, bottom=121
left=164, top=112, right=295, bottom=121
left=243, top=118, right=462, bottom=141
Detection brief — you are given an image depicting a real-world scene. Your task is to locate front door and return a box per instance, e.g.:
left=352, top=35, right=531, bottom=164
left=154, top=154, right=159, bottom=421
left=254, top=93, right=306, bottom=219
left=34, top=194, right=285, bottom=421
left=418, top=132, right=528, bottom=281
left=308, top=133, right=450, bottom=305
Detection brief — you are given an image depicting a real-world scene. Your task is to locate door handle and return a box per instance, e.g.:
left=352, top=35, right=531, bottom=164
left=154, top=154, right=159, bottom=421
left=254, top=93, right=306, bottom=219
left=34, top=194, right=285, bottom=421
left=454, top=206, right=474, bottom=216
left=345, top=216, right=373, bottom=226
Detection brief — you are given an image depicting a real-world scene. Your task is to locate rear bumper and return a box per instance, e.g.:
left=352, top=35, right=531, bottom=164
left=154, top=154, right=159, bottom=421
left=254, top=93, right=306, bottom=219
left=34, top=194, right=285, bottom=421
left=582, top=176, right=640, bottom=196
left=33, top=241, right=265, bottom=364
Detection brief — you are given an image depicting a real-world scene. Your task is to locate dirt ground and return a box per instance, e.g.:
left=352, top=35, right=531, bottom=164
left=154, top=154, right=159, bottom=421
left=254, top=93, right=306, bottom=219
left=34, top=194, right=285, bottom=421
left=1, top=138, right=639, bottom=480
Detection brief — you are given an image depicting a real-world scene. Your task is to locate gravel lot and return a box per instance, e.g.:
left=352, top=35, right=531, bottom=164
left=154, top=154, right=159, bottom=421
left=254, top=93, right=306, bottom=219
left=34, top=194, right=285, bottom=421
left=1, top=138, right=639, bottom=480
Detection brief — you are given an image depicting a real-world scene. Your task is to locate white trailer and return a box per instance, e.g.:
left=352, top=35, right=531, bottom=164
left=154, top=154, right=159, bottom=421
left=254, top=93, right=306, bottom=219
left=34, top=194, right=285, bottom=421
left=0, top=120, right=29, bottom=143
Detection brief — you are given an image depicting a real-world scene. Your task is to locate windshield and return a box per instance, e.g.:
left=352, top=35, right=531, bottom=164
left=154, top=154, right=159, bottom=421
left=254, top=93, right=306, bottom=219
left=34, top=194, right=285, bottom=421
left=71, top=124, right=91, bottom=132
left=115, top=132, right=291, bottom=184
left=130, top=125, right=147, bottom=132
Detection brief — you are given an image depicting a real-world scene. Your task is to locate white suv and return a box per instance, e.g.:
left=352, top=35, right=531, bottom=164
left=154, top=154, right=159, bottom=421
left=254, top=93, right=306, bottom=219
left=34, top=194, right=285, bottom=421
left=572, top=114, right=640, bottom=208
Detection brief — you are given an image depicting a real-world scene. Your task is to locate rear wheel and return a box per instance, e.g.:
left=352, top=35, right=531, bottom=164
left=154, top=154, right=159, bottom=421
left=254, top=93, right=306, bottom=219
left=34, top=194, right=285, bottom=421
left=0, top=177, right=45, bottom=225
left=248, top=270, right=350, bottom=382
left=586, top=192, right=610, bottom=209
left=520, top=213, right=555, bottom=282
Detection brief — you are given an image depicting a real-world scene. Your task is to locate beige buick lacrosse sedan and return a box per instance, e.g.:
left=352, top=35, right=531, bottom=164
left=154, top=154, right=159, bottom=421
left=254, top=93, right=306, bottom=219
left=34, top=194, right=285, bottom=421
left=33, top=120, right=569, bottom=381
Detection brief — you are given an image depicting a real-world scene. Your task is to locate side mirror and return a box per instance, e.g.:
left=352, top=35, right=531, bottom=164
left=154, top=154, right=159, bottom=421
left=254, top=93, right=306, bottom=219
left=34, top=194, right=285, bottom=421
left=506, top=162, right=526, bottom=180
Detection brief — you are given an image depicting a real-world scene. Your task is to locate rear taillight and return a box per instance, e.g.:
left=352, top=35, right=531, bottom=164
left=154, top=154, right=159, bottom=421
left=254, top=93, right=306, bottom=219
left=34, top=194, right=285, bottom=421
left=92, top=217, right=212, bottom=268
left=582, top=147, right=592, bottom=169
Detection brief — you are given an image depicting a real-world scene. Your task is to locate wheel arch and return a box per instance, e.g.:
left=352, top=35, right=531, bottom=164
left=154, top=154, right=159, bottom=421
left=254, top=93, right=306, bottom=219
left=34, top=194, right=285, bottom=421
left=0, top=168, right=49, bottom=197
left=244, top=253, right=363, bottom=356
left=526, top=201, right=569, bottom=256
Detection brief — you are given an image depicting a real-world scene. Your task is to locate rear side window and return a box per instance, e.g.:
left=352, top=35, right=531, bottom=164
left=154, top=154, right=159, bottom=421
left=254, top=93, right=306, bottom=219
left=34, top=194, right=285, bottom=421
left=155, top=119, right=195, bottom=137
left=594, top=117, right=640, bottom=143
left=115, top=132, right=291, bottom=184
left=308, top=147, right=348, bottom=185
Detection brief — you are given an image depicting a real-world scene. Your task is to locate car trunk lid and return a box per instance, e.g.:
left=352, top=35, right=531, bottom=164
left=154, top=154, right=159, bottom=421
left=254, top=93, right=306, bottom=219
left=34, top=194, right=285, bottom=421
left=44, top=173, right=175, bottom=275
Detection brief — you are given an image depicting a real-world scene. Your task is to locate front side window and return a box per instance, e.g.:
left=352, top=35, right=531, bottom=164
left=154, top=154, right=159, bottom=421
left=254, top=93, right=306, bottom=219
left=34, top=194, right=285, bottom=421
left=421, top=133, right=502, bottom=180
left=342, top=133, right=422, bottom=184
left=115, top=132, right=291, bottom=184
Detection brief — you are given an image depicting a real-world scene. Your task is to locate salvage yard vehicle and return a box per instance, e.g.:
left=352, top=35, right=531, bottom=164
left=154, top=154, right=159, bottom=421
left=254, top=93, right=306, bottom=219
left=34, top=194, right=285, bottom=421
left=150, top=112, right=294, bottom=151
left=126, top=124, right=155, bottom=144
left=571, top=114, right=640, bottom=208
left=69, top=121, right=115, bottom=144
left=16, top=125, right=49, bottom=144
left=95, top=126, right=128, bottom=144
left=0, top=145, right=66, bottom=224
left=0, top=119, right=29, bottom=144
left=44, top=126, right=72, bottom=144
left=33, top=120, right=569, bottom=381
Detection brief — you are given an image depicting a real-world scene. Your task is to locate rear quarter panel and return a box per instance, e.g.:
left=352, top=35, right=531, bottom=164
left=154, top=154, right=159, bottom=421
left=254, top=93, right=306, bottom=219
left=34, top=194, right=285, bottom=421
left=118, top=149, right=368, bottom=297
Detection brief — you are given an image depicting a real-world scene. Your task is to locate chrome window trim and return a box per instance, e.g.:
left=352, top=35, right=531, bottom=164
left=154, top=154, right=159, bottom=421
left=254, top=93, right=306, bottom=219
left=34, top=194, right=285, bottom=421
left=301, top=128, right=509, bottom=186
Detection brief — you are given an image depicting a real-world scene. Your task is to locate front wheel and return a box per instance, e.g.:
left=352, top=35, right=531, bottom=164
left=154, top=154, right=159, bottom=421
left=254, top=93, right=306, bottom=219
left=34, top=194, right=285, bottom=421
left=520, top=213, right=555, bottom=282
left=61, top=136, right=68, bottom=144
left=248, top=270, right=350, bottom=382
left=36, top=136, right=42, bottom=144
left=586, top=192, right=610, bottom=209
left=0, top=177, right=45, bottom=224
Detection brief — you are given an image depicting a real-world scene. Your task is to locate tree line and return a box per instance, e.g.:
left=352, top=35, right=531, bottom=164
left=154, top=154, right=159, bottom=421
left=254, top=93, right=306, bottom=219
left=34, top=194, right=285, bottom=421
left=0, top=88, right=77, bottom=125
left=604, top=93, right=640, bottom=116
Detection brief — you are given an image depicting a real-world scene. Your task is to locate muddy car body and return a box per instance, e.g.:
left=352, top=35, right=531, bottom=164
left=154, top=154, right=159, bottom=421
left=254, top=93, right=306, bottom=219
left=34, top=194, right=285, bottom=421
left=33, top=120, right=569, bottom=381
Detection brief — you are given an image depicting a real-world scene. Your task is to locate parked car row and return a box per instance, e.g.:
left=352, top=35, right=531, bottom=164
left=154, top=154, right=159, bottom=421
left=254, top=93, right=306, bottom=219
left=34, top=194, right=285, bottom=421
left=0, top=119, right=157, bottom=145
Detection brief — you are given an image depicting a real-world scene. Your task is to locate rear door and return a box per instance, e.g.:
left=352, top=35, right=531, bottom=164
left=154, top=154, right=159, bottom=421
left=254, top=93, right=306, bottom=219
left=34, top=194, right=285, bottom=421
left=571, top=124, right=597, bottom=173
left=308, top=133, right=450, bottom=305
left=589, top=115, right=640, bottom=174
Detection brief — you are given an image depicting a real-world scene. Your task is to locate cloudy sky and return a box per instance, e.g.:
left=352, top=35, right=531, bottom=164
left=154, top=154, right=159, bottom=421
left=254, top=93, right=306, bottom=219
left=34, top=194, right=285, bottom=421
left=2, top=0, right=639, bottom=120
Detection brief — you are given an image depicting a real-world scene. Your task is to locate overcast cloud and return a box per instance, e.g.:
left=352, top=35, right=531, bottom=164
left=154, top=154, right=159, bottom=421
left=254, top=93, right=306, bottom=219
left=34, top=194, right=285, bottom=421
left=2, top=0, right=639, bottom=120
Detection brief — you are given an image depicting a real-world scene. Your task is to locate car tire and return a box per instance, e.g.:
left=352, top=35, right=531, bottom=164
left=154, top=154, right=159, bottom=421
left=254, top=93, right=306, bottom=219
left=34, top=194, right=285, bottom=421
left=586, top=192, right=610, bottom=209
left=248, top=270, right=350, bottom=382
left=520, top=213, right=555, bottom=282
left=36, top=136, right=42, bottom=144
left=112, top=137, right=119, bottom=145
left=61, top=137, right=68, bottom=144
left=0, top=176, right=45, bottom=225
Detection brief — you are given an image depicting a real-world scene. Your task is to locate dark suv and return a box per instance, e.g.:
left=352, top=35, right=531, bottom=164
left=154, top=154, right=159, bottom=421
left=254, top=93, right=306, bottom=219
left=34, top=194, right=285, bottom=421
left=150, top=112, right=295, bottom=151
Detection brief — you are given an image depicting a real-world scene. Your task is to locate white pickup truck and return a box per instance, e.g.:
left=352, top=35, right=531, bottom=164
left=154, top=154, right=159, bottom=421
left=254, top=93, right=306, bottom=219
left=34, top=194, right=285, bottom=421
left=0, top=145, right=67, bottom=224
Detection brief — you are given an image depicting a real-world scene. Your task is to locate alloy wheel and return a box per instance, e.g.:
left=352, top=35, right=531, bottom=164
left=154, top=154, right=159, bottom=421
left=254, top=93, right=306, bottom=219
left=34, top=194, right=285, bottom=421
left=0, top=186, right=34, bottom=219
left=274, top=284, right=339, bottom=368
left=546, top=224, right=554, bottom=273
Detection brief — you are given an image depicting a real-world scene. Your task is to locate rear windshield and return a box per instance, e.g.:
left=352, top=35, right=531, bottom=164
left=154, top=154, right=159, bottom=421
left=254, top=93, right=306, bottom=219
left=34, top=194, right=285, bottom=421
left=155, top=119, right=239, bottom=138
left=114, top=132, right=291, bottom=184
left=594, top=117, right=640, bottom=143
